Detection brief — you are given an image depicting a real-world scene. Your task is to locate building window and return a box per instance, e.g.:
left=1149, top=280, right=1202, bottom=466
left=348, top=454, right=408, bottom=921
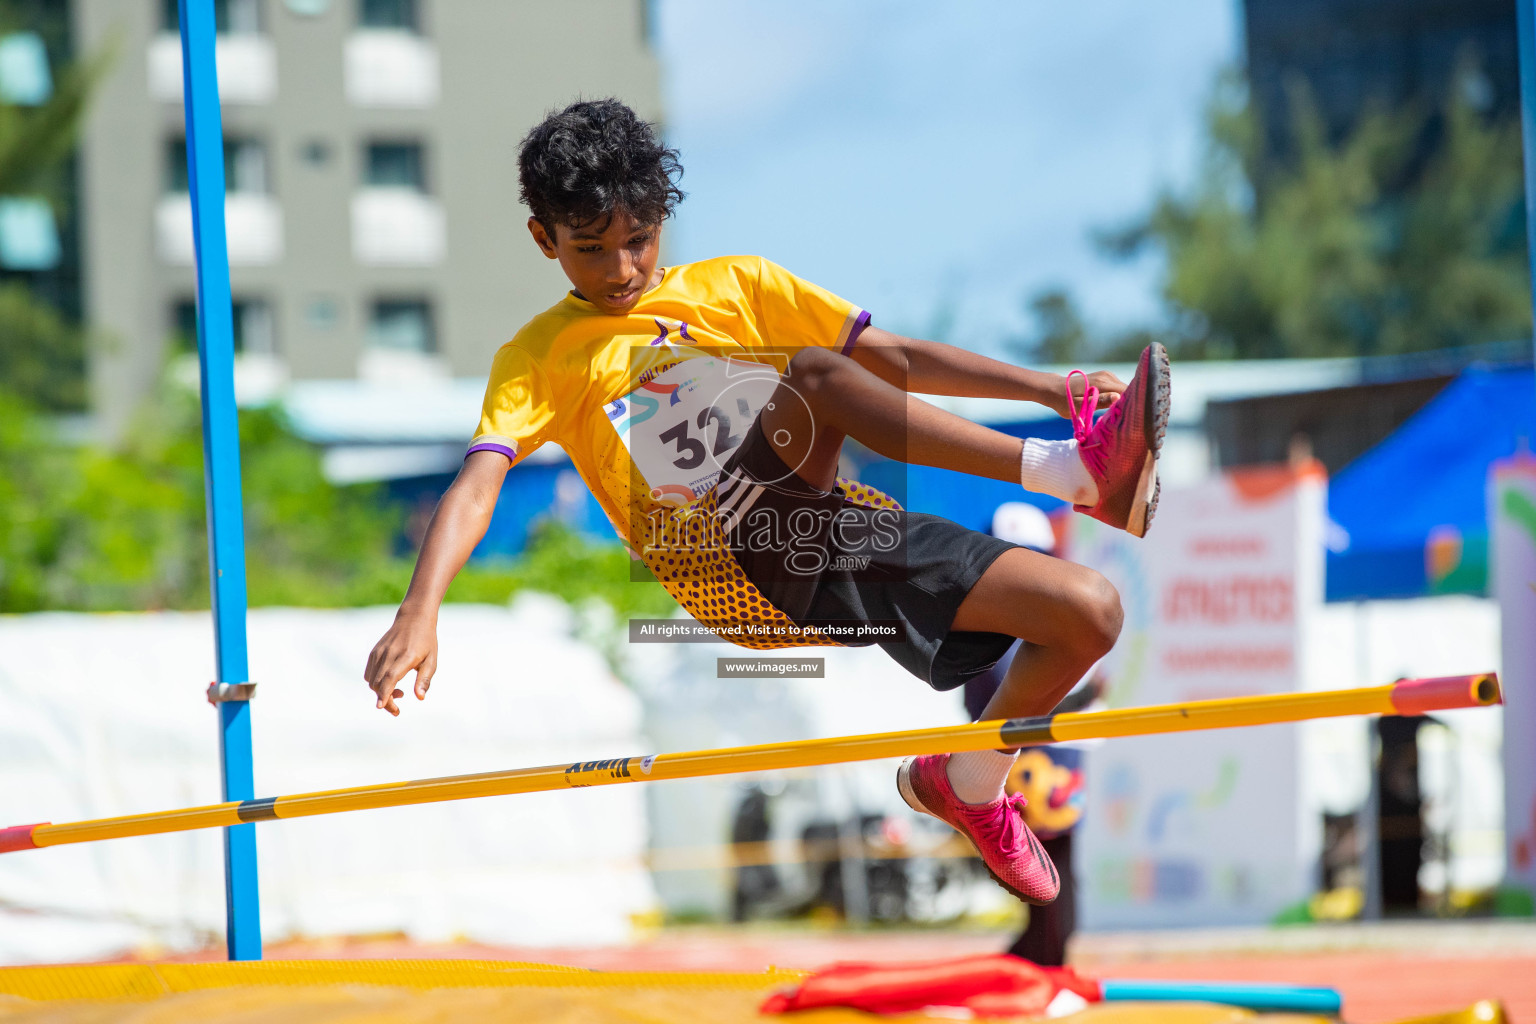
left=0, top=197, right=60, bottom=270
left=360, top=0, right=417, bottom=31
left=163, top=0, right=264, bottom=34
left=165, top=137, right=270, bottom=194
left=173, top=297, right=277, bottom=355
left=0, top=32, right=52, bottom=105
left=366, top=299, right=434, bottom=353
left=227, top=139, right=270, bottom=193
left=364, top=141, right=425, bottom=191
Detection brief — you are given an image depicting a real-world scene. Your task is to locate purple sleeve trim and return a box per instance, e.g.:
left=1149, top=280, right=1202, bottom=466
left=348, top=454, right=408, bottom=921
left=842, top=310, right=872, bottom=354
left=466, top=442, right=517, bottom=463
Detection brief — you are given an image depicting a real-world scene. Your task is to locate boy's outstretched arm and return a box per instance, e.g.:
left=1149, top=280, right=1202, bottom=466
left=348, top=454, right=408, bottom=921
left=364, top=450, right=510, bottom=716
left=849, top=326, right=1125, bottom=417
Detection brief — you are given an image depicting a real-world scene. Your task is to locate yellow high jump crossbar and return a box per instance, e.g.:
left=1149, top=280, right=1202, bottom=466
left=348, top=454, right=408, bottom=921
left=0, top=674, right=1500, bottom=855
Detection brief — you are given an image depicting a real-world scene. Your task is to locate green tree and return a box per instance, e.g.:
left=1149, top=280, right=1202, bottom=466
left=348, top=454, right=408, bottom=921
left=0, top=379, right=677, bottom=619
left=1045, top=65, right=1531, bottom=361
left=0, top=20, right=111, bottom=410
left=0, top=390, right=74, bottom=609
left=0, top=30, right=102, bottom=199
left=1006, top=288, right=1089, bottom=364
left=0, top=282, right=88, bottom=409
left=11, top=383, right=399, bottom=612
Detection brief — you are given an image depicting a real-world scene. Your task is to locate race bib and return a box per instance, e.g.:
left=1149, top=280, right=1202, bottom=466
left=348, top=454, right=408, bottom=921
left=605, top=355, right=779, bottom=506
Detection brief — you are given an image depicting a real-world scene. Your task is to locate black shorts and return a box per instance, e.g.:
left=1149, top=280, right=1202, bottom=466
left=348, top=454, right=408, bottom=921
left=716, top=421, right=1018, bottom=691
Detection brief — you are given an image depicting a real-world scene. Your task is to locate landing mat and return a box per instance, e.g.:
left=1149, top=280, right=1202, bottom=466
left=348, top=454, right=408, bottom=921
left=0, top=960, right=1504, bottom=1024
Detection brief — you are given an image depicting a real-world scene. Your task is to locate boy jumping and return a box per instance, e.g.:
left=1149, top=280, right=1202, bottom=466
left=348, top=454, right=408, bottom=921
left=364, top=99, right=1168, bottom=906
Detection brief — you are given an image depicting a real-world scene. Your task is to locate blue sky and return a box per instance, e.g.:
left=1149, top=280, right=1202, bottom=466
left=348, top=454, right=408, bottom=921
left=654, top=1, right=1240, bottom=354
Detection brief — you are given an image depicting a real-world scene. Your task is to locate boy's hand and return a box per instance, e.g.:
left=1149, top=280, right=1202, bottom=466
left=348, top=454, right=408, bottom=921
left=361, top=451, right=508, bottom=716
left=364, top=610, right=439, bottom=716
left=1050, top=370, right=1125, bottom=419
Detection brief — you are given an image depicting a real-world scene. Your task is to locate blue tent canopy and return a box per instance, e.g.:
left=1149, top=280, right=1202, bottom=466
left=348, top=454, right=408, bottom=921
left=1327, top=364, right=1536, bottom=601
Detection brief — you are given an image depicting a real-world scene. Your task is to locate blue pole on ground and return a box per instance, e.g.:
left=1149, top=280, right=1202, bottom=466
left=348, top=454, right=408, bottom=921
left=1099, top=981, right=1342, bottom=1016
left=1518, top=0, right=1536, bottom=371
left=177, top=0, right=262, bottom=961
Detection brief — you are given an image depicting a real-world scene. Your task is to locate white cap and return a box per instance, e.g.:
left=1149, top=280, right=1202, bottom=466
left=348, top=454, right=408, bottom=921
left=992, top=501, right=1056, bottom=553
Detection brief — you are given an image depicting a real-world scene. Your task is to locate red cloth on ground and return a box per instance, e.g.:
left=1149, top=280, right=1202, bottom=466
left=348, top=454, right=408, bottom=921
left=760, top=954, right=1101, bottom=1017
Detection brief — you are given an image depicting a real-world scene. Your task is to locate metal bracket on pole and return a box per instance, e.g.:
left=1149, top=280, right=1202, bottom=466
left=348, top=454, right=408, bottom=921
left=208, top=683, right=258, bottom=704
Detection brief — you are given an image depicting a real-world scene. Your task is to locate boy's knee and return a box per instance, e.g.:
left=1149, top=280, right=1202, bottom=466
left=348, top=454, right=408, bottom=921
left=1068, top=570, right=1122, bottom=658
left=785, top=346, right=842, bottom=398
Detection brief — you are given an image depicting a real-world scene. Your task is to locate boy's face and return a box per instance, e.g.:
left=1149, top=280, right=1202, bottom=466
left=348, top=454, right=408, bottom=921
left=529, top=209, right=663, bottom=315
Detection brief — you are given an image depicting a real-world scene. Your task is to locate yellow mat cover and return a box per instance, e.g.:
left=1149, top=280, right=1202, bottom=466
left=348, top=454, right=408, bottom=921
left=0, top=960, right=1503, bottom=1024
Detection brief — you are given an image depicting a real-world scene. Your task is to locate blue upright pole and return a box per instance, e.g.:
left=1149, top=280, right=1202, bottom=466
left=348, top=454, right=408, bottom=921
left=177, top=0, right=262, bottom=961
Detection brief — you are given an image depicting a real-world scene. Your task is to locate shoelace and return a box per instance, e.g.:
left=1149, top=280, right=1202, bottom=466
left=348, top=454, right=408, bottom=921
left=1066, top=370, right=1126, bottom=448
left=963, top=793, right=1031, bottom=856
left=1065, top=370, right=1100, bottom=446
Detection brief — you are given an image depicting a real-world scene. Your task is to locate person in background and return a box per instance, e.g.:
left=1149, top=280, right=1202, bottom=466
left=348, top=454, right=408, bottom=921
left=963, top=501, right=1103, bottom=966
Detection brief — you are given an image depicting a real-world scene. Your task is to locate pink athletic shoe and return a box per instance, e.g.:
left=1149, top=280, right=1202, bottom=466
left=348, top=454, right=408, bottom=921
left=1067, top=342, right=1170, bottom=538
left=897, top=753, right=1060, bottom=906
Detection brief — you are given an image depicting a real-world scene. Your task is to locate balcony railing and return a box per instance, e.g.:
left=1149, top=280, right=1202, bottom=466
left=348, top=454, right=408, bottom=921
left=157, top=193, right=284, bottom=265
left=148, top=32, right=276, bottom=105
left=351, top=188, right=445, bottom=265
left=344, top=30, right=439, bottom=108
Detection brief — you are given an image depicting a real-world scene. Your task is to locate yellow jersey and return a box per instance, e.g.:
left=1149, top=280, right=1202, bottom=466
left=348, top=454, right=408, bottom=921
left=470, top=254, right=896, bottom=647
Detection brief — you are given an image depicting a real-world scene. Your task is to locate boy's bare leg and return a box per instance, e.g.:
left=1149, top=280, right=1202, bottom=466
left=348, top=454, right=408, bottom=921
left=940, top=544, right=1120, bottom=815
left=896, top=544, right=1120, bottom=901
left=950, top=547, right=1122, bottom=723
left=760, top=346, right=1026, bottom=491
left=755, top=349, right=1122, bottom=726
left=938, top=547, right=1121, bottom=814
left=759, top=348, right=1123, bottom=893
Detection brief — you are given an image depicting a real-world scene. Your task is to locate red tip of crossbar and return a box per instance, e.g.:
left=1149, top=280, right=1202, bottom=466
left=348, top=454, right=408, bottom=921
left=1390, top=674, right=1502, bottom=716
left=0, top=823, right=46, bottom=853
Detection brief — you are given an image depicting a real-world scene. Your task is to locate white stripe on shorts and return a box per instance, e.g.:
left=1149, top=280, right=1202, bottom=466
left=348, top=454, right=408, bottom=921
left=717, top=483, right=765, bottom=535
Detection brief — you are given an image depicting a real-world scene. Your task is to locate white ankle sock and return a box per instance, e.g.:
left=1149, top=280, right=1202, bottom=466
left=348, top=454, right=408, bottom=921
left=1020, top=438, right=1098, bottom=506
left=945, top=748, right=1019, bottom=805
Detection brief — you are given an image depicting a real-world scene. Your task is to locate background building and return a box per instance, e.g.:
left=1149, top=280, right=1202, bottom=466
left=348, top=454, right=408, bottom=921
left=72, top=0, right=661, bottom=436
left=1244, top=0, right=1519, bottom=165
left=0, top=1, right=79, bottom=324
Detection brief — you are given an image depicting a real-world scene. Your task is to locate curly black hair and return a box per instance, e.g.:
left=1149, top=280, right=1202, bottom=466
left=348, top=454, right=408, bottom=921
left=518, top=99, right=684, bottom=233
